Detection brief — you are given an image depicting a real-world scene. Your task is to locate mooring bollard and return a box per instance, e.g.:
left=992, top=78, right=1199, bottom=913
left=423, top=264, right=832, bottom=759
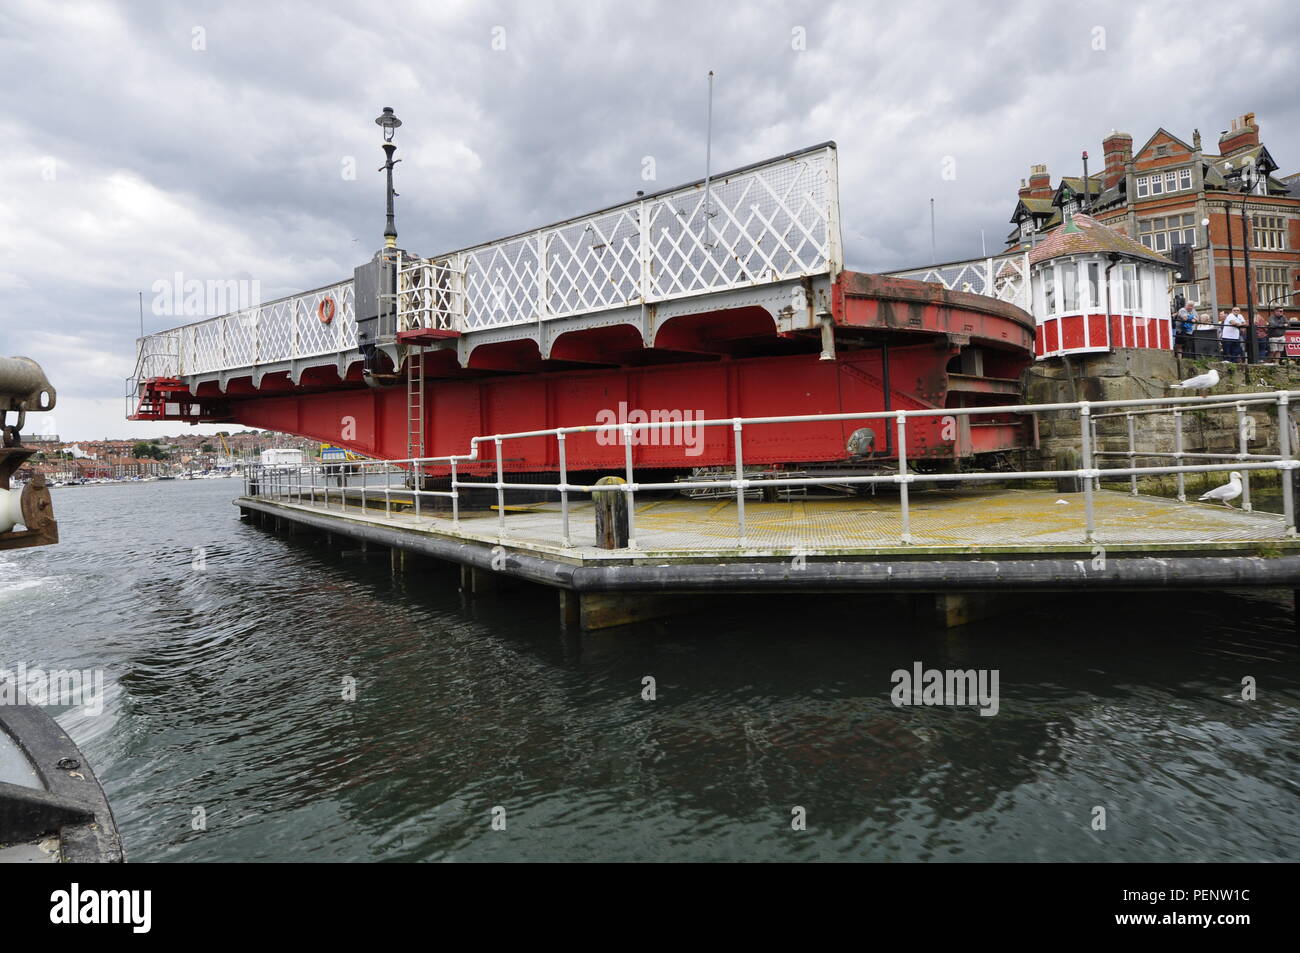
left=1055, top=446, right=1082, bottom=493
left=593, top=476, right=629, bottom=549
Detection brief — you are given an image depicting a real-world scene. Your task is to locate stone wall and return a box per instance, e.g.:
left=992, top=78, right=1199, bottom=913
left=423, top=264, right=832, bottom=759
left=1022, top=350, right=1300, bottom=480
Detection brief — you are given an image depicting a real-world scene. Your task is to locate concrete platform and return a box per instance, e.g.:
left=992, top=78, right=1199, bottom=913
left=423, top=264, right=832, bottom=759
left=244, top=487, right=1298, bottom=559
left=237, top=487, right=1300, bottom=630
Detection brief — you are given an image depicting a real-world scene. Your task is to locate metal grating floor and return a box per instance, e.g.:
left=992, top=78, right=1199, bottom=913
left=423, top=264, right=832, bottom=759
left=252, top=487, right=1297, bottom=560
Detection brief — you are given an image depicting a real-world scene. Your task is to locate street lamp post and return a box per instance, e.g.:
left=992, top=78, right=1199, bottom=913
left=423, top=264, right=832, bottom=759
left=1202, top=216, right=1217, bottom=327
left=375, top=107, right=402, bottom=248
left=1229, top=157, right=1260, bottom=363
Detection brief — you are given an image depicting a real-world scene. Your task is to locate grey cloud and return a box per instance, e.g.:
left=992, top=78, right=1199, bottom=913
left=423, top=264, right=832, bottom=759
left=0, top=0, right=1296, bottom=438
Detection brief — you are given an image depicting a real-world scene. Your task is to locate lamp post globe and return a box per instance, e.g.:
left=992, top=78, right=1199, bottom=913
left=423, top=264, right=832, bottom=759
left=375, top=107, right=402, bottom=248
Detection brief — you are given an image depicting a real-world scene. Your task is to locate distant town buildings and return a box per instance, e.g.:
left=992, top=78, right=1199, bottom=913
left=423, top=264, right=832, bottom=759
left=14, top=429, right=322, bottom=483
left=1007, top=111, right=1299, bottom=319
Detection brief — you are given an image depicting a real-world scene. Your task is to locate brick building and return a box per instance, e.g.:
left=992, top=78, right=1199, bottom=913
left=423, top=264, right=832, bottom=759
left=1007, top=111, right=1300, bottom=322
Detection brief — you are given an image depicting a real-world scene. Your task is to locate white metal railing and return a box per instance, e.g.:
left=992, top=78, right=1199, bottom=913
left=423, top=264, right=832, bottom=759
left=132, top=145, right=841, bottom=382
left=399, top=143, right=840, bottom=333
left=398, top=255, right=463, bottom=333
left=887, top=252, right=1031, bottom=313
left=124, top=332, right=182, bottom=417
left=244, top=390, right=1299, bottom=550
left=130, top=279, right=357, bottom=382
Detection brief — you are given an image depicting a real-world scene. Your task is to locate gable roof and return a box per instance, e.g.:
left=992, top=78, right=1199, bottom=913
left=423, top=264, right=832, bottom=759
left=1134, top=127, right=1196, bottom=161
left=1028, top=213, right=1175, bottom=267
left=1012, top=196, right=1056, bottom=219
left=1208, top=144, right=1278, bottom=178
left=1052, top=177, right=1103, bottom=209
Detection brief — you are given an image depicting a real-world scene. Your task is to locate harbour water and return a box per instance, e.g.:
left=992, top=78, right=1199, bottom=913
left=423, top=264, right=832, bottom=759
left=3, top=478, right=1298, bottom=862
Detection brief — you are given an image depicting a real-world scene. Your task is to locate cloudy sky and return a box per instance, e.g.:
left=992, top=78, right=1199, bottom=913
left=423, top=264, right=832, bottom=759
left=1, top=0, right=1297, bottom=440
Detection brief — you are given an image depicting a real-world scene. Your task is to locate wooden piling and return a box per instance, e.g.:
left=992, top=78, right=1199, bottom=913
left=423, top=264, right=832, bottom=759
left=593, top=476, right=629, bottom=549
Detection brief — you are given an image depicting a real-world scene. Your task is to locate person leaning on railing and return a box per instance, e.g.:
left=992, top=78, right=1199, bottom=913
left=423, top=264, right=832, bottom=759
left=1267, top=307, right=1289, bottom=362
left=1253, top=310, right=1272, bottom=362
left=1173, top=304, right=1196, bottom=355
left=1219, top=307, right=1247, bottom=362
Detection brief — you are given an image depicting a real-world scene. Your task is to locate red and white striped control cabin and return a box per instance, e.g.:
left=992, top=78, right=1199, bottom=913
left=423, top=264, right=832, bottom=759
left=1028, top=213, right=1178, bottom=359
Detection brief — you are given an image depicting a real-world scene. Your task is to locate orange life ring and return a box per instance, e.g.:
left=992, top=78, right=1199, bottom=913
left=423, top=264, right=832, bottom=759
left=317, top=297, right=336, bottom=324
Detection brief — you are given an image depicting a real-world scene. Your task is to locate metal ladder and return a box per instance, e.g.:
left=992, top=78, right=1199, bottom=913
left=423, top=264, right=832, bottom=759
left=405, top=345, right=425, bottom=460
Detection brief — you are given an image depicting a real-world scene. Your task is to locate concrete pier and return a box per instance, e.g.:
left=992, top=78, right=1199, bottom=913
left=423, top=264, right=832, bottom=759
left=238, top=488, right=1300, bottom=632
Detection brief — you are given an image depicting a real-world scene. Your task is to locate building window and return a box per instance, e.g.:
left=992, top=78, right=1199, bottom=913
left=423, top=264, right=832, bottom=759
left=1061, top=263, right=1079, bottom=311
left=1135, top=168, right=1192, bottom=198
left=1173, top=283, right=1200, bottom=305
left=1257, top=265, right=1289, bottom=307
left=1138, top=213, right=1197, bottom=252
left=1121, top=263, right=1140, bottom=311
left=1252, top=214, right=1287, bottom=250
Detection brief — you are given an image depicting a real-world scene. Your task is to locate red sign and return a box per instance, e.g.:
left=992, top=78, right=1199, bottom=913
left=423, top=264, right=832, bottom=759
left=1287, top=331, right=1300, bottom=357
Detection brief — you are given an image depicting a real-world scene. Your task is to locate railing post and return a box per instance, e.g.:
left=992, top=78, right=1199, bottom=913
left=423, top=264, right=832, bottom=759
left=1279, top=393, right=1295, bottom=536
left=1126, top=413, right=1137, bottom=496
left=638, top=197, right=651, bottom=304
left=1236, top=401, right=1252, bottom=512
left=414, top=461, right=421, bottom=518
left=733, top=419, right=746, bottom=547
left=558, top=432, right=571, bottom=547
left=1080, top=402, right=1096, bottom=542
left=623, top=424, right=637, bottom=549
left=536, top=230, right=548, bottom=325
left=451, top=459, right=460, bottom=527
left=1091, top=416, right=1101, bottom=491
left=1174, top=409, right=1186, bottom=502
left=495, top=437, right=505, bottom=541
left=896, top=412, right=911, bottom=544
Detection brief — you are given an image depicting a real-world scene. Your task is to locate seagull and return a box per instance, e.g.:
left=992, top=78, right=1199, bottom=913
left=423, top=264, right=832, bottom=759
left=1170, top=367, right=1219, bottom=391
left=1198, top=471, right=1243, bottom=507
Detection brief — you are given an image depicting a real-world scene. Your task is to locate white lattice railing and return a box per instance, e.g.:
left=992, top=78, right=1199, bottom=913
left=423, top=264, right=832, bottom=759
left=134, top=144, right=840, bottom=380
left=398, top=256, right=463, bottom=333
left=888, top=253, right=1031, bottom=313
left=401, top=142, right=841, bottom=332
left=133, top=280, right=357, bottom=379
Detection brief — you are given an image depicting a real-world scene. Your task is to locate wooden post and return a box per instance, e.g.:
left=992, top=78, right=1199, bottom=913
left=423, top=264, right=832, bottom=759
left=559, top=590, right=581, bottom=629
left=1055, top=446, right=1082, bottom=493
left=593, top=476, right=629, bottom=549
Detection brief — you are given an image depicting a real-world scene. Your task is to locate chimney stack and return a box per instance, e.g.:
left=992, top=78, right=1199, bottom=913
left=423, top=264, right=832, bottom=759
left=1218, top=112, right=1260, bottom=156
left=1021, top=164, right=1052, bottom=199
left=1102, top=131, right=1133, bottom=190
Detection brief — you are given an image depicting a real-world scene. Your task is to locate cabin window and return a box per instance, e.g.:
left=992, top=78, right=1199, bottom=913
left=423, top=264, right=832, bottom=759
left=1121, top=263, right=1139, bottom=311
left=1087, top=262, right=1101, bottom=310
left=1061, top=263, right=1079, bottom=312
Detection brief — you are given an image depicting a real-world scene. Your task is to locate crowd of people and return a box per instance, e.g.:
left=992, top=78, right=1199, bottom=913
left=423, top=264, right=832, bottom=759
left=1173, top=304, right=1291, bottom=363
